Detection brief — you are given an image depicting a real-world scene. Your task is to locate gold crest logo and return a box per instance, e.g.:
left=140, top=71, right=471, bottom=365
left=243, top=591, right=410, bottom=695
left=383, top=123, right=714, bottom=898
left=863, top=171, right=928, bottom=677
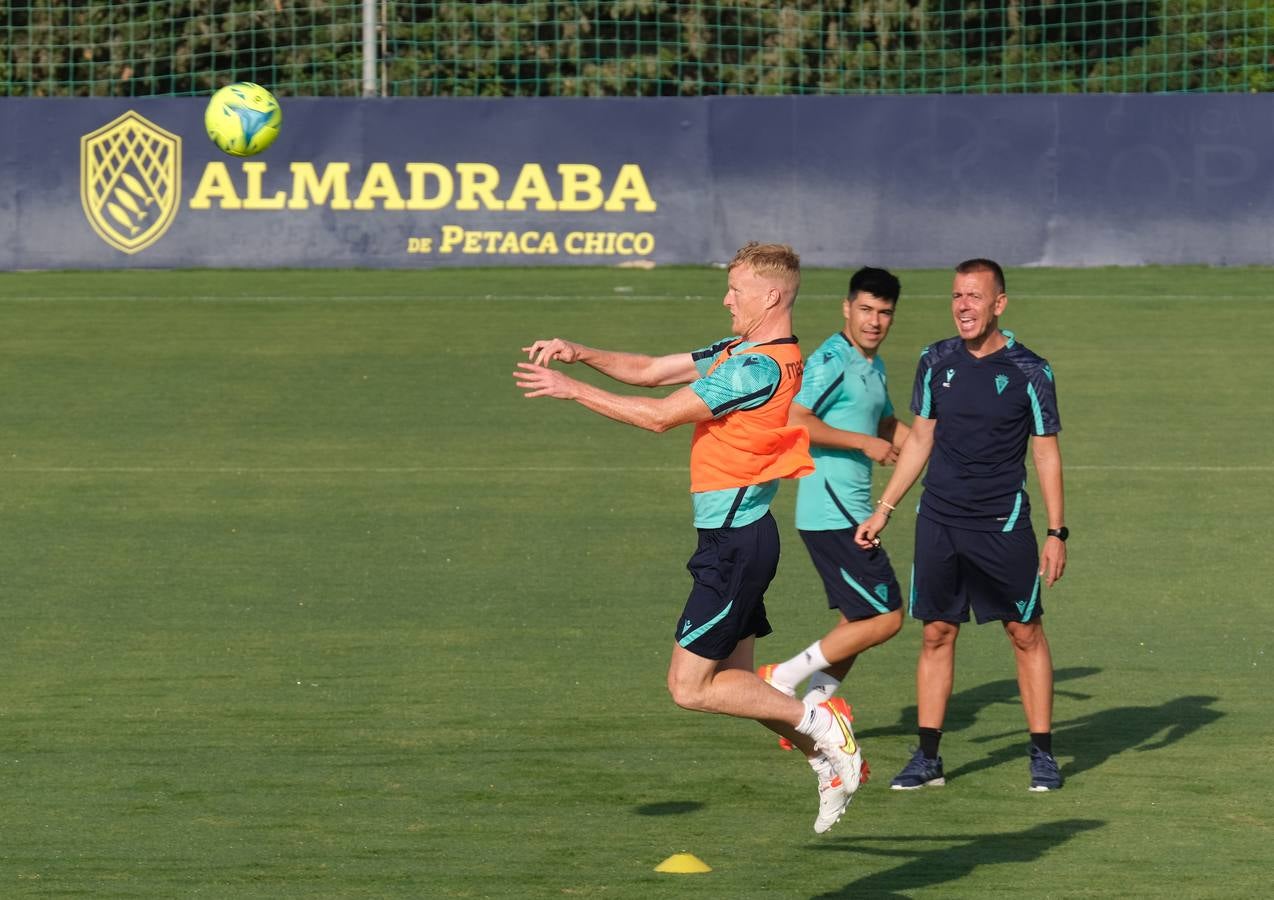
left=81, top=111, right=181, bottom=254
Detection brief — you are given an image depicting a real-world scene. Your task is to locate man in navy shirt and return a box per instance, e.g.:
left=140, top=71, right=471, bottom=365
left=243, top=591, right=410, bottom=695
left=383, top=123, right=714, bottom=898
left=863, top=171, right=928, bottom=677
left=856, top=259, right=1068, bottom=792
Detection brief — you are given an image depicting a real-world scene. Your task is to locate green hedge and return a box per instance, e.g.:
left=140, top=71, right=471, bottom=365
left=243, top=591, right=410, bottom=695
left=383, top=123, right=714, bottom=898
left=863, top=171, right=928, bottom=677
left=2, top=1, right=1269, bottom=97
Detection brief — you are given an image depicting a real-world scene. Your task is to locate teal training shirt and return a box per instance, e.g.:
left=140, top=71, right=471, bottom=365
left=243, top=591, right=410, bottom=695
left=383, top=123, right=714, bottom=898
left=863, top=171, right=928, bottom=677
left=688, top=337, right=785, bottom=529
left=793, top=332, right=894, bottom=530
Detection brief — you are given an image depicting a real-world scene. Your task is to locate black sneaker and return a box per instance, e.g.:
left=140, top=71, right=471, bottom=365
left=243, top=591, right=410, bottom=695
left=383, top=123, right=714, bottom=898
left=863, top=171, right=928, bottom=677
left=1028, top=745, right=1063, bottom=791
left=889, top=748, right=945, bottom=790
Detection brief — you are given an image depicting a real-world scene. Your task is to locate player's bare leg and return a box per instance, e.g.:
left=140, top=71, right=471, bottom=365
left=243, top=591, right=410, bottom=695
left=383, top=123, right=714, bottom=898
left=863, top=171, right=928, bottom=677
left=818, top=609, right=904, bottom=668
left=761, top=610, right=903, bottom=698
left=889, top=619, right=957, bottom=789
left=916, top=620, right=959, bottom=729
left=1004, top=620, right=1054, bottom=732
left=667, top=638, right=865, bottom=827
left=1004, top=619, right=1062, bottom=790
left=667, top=638, right=815, bottom=753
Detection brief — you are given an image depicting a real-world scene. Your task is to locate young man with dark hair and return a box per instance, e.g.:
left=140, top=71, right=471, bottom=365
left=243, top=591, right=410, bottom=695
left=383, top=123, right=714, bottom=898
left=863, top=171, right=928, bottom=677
left=759, top=266, right=909, bottom=740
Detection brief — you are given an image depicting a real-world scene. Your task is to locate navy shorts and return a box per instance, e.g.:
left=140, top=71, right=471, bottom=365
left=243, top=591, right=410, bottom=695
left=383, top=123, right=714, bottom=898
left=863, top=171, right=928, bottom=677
left=799, top=528, right=902, bottom=620
left=911, top=515, right=1043, bottom=624
left=676, top=512, right=779, bottom=660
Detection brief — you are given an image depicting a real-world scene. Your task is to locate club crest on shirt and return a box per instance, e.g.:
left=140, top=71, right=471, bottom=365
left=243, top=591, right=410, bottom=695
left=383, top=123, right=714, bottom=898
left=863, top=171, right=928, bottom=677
left=995, top=374, right=1010, bottom=395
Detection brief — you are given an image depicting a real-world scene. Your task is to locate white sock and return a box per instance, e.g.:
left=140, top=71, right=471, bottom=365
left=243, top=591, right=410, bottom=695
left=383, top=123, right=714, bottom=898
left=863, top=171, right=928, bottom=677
left=774, top=640, right=831, bottom=689
left=808, top=753, right=835, bottom=781
left=795, top=701, right=834, bottom=743
left=802, top=670, right=841, bottom=704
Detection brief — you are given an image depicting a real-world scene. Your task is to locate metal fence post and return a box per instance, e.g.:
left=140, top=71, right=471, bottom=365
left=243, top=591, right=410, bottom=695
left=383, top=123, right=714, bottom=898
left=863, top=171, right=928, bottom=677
left=362, top=0, right=378, bottom=97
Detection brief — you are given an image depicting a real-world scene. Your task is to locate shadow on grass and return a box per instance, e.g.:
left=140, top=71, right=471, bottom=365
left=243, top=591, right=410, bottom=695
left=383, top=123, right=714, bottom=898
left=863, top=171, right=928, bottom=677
left=634, top=801, right=705, bottom=816
left=810, top=818, right=1104, bottom=899
left=856, top=665, right=1100, bottom=741
left=953, top=694, right=1223, bottom=784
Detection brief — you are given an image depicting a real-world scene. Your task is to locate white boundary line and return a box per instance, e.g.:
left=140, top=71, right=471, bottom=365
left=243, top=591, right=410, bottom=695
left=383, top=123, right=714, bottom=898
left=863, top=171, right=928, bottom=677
left=1068, top=464, right=1274, bottom=472
left=0, top=465, right=687, bottom=473
left=0, top=294, right=708, bottom=304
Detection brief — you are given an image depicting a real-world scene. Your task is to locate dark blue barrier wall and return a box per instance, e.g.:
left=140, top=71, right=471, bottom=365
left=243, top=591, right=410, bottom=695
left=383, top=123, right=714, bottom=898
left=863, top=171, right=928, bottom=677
left=2, top=95, right=1271, bottom=269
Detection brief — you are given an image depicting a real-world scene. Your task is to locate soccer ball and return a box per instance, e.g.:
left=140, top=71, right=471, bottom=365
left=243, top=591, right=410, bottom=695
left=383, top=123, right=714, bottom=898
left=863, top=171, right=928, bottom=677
left=204, top=82, right=282, bottom=157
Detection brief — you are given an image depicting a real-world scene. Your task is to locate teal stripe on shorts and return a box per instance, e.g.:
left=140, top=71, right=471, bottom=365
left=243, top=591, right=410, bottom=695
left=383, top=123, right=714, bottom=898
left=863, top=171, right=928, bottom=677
left=841, top=569, right=891, bottom=614
left=678, top=601, right=734, bottom=647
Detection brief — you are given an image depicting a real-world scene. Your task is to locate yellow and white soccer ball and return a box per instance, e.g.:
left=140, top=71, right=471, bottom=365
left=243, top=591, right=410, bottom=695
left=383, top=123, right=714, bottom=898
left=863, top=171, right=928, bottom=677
left=204, top=82, right=282, bottom=157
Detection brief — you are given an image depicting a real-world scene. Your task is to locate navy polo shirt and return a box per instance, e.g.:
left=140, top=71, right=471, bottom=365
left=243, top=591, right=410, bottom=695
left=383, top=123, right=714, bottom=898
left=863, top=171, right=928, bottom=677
left=910, top=330, right=1060, bottom=532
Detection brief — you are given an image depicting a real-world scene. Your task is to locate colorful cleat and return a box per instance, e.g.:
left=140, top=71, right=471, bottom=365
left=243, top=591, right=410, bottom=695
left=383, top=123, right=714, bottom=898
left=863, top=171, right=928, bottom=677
left=813, top=771, right=850, bottom=834
left=1028, top=745, right=1063, bottom=791
left=889, top=748, right=945, bottom=790
left=757, top=663, right=797, bottom=750
left=813, top=697, right=865, bottom=796
left=757, top=663, right=796, bottom=697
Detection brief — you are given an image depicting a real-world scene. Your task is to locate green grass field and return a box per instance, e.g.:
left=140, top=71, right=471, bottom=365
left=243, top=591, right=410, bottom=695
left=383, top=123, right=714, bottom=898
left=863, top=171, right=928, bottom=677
left=0, top=266, right=1269, bottom=898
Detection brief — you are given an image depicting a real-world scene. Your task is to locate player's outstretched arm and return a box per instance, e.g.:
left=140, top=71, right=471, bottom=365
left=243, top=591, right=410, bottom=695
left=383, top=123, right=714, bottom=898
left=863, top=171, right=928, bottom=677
left=514, top=363, right=712, bottom=432
left=1032, top=433, right=1067, bottom=587
left=523, top=338, right=698, bottom=387
left=854, top=416, right=935, bottom=548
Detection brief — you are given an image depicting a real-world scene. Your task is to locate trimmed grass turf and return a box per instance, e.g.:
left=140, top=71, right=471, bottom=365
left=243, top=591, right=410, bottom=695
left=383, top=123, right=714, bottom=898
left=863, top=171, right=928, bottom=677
left=0, top=266, right=1269, bottom=897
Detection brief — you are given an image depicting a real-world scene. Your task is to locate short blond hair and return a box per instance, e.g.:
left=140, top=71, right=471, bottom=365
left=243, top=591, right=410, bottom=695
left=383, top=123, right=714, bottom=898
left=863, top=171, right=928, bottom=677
left=729, top=241, right=801, bottom=300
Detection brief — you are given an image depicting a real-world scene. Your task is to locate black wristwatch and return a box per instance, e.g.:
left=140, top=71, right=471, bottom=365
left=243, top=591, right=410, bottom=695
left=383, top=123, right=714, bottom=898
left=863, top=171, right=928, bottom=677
left=1047, top=526, right=1069, bottom=542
